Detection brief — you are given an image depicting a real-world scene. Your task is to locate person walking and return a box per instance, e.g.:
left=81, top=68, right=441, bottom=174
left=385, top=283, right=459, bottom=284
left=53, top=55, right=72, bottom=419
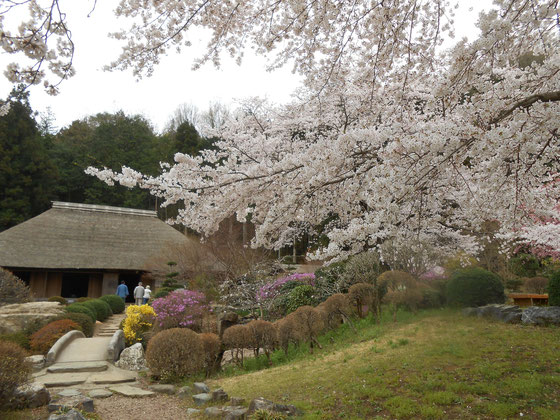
left=133, top=282, right=145, bottom=306
left=143, top=285, right=152, bottom=304
left=116, top=280, right=129, bottom=302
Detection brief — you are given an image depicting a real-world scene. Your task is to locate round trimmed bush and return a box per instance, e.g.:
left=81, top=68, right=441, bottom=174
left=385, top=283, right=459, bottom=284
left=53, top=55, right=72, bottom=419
left=0, top=341, right=31, bottom=409
left=0, top=332, right=30, bottom=350
left=146, top=328, right=204, bottom=380
left=284, top=284, right=316, bottom=314
left=48, top=296, right=68, bottom=305
left=65, top=303, right=96, bottom=323
left=549, top=271, right=560, bottom=306
left=100, top=295, right=125, bottom=314
left=88, top=299, right=113, bottom=321
left=447, top=267, right=505, bottom=307
left=52, top=312, right=95, bottom=337
left=30, top=319, right=81, bottom=354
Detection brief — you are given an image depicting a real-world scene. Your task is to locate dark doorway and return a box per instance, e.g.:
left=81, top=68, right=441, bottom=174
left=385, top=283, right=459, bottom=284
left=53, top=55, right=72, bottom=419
left=12, top=271, right=31, bottom=286
left=119, top=272, right=141, bottom=303
left=61, top=273, right=89, bottom=298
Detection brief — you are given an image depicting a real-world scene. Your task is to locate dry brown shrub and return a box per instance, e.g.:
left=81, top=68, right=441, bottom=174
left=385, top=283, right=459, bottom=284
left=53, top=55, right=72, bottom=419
left=378, top=270, right=422, bottom=321
left=0, top=341, right=31, bottom=409
left=30, top=319, right=81, bottom=355
left=291, top=306, right=325, bottom=353
left=246, top=320, right=276, bottom=359
left=145, top=328, right=204, bottom=380
left=274, top=317, right=297, bottom=354
left=348, top=283, right=375, bottom=318
left=318, top=293, right=354, bottom=330
left=0, top=268, right=31, bottom=306
left=199, top=332, right=221, bottom=376
left=523, top=276, right=549, bottom=294
left=222, top=324, right=252, bottom=365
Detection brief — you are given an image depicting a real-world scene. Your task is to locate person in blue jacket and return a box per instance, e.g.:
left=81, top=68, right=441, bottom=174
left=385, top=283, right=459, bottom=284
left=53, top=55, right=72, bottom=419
left=116, top=280, right=129, bottom=301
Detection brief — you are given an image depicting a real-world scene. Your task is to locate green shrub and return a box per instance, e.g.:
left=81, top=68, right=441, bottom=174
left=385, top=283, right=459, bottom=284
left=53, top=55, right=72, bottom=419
left=0, top=268, right=31, bottom=307
left=549, top=271, right=560, bottom=306
left=146, top=328, right=204, bottom=380
left=418, top=287, right=445, bottom=309
left=75, top=297, right=92, bottom=303
left=30, top=319, right=81, bottom=354
left=0, top=341, right=31, bottom=409
left=510, top=253, right=541, bottom=277
left=52, top=312, right=95, bottom=338
left=285, top=284, right=316, bottom=313
left=85, top=299, right=113, bottom=321
left=0, top=332, right=30, bottom=350
left=65, top=303, right=96, bottom=323
left=100, top=294, right=125, bottom=314
left=47, top=296, right=68, bottom=305
left=447, top=268, right=505, bottom=307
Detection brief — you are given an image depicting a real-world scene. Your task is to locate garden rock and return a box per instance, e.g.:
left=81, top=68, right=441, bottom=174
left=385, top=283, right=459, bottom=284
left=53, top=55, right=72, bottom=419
left=48, top=396, right=94, bottom=413
left=48, top=409, right=87, bottom=420
left=247, top=397, right=301, bottom=417
left=186, top=408, right=201, bottom=416
left=219, top=311, right=239, bottom=336
left=463, top=304, right=522, bottom=323
left=522, top=306, right=560, bottom=326
left=57, top=389, right=82, bottom=398
left=193, top=382, right=210, bottom=393
left=192, top=393, right=212, bottom=405
left=11, top=382, right=50, bottom=408
left=88, top=389, right=113, bottom=399
left=223, top=406, right=249, bottom=420
left=27, top=355, right=46, bottom=372
left=0, top=302, right=64, bottom=334
left=204, top=407, right=224, bottom=417
left=230, top=397, right=246, bottom=406
left=177, top=385, right=193, bottom=399
left=148, top=384, right=176, bottom=394
left=115, top=342, right=146, bottom=371
left=212, top=388, right=229, bottom=402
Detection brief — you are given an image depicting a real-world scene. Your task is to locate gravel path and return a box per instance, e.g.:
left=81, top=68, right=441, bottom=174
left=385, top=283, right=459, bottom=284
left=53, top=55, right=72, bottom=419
left=94, top=394, right=190, bottom=420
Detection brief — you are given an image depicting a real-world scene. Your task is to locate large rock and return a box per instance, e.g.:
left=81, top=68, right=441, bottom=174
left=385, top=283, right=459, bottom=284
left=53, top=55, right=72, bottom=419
left=0, top=302, right=64, bottom=334
left=26, top=355, right=46, bottom=372
left=223, top=406, right=249, bottom=420
left=219, top=311, right=239, bottom=337
left=247, top=397, right=301, bottom=417
left=212, top=388, right=229, bottom=402
left=48, top=409, right=87, bottom=420
left=193, top=382, right=210, bottom=393
left=115, top=343, right=147, bottom=371
left=522, top=306, right=560, bottom=325
left=11, top=382, right=51, bottom=408
left=463, top=304, right=522, bottom=323
left=48, top=396, right=94, bottom=413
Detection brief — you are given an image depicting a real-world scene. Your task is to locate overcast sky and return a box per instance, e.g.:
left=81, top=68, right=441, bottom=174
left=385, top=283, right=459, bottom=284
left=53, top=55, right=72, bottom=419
left=0, top=1, right=486, bottom=133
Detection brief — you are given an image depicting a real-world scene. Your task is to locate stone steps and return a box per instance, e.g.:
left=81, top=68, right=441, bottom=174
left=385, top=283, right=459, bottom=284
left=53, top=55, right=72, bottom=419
left=47, top=361, right=109, bottom=374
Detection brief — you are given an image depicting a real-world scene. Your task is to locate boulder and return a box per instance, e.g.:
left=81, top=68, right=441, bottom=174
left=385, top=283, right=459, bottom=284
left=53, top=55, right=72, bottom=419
left=463, top=304, right=522, bottom=323
left=219, top=311, right=239, bottom=337
left=26, top=355, right=46, bottom=372
left=11, top=382, right=50, bottom=408
left=192, top=393, right=213, bottom=405
left=193, top=382, right=210, bottom=393
left=247, top=397, right=301, bottom=417
left=211, top=388, right=229, bottom=402
left=177, top=385, right=193, bottom=399
left=48, top=409, right=87, bottom=420
left=204, top=407, right=224, bottom=418
left=186, top=408, right=201, bottom=417
left=148, top=384, right=176, bottom=395
left=48, top=396, right=94, bottom=413
left=0, top=302, right=64, bottom=334
left=88, top=389, right=113, bottom=399
left=115, top=343, right=147, bottom=371
left=223, top=406, right=249, bottom=420
left=522, top=306, right=560, bottom=326
left=230, top=397, right=246, bottom=406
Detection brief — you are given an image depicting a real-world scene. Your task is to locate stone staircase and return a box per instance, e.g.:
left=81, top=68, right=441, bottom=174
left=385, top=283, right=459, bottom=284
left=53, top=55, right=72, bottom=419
left=94, top=311, right=126, bottom=337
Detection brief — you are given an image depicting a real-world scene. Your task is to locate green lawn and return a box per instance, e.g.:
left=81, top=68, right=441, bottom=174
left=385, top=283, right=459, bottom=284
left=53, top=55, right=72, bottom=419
left=208, top=309, right=560, bottom=419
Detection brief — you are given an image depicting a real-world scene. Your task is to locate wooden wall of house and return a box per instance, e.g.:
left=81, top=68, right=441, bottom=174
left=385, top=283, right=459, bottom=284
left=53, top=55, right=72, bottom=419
left=88, top=273, right=103, bottom=298
left=29, top=271, right=63, bottom=298
left=46, top=272, right=62, bottom=297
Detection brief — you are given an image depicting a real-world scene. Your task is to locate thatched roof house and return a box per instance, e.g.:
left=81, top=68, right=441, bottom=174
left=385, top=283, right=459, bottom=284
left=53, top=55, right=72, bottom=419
left=0, top=202, right=196, bottom=300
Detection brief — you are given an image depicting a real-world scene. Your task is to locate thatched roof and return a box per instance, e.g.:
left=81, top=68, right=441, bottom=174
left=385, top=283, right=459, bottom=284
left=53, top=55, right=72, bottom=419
left=0, top=202, right=196, bottom=271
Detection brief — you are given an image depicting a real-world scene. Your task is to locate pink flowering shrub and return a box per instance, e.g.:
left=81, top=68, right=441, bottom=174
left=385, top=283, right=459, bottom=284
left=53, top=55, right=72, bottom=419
left=151, top=289, right=210, bottom=332
left=256, top=273, right=316, bottom=303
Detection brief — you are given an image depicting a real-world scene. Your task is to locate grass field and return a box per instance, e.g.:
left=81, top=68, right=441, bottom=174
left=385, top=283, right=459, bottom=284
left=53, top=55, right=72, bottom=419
left=208, top=309, right=560, bottom=419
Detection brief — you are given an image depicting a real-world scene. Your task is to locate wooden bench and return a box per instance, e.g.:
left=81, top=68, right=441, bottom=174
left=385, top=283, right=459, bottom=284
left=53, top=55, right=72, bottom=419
left=508, top=293, right=549, bottom=307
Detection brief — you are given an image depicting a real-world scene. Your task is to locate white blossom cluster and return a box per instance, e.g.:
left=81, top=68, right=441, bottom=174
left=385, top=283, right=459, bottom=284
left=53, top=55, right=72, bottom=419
left=66, top=1, right=560, bottom=259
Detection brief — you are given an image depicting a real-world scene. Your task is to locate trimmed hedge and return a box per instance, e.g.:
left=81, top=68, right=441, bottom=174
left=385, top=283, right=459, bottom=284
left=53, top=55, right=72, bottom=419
left=83, top=299, right=113, bottom=322
left=100, top=295, right=125, bottom=314
left=0, top=331, right=30, bottom=350
left=549, top=271, right=560, bottom=306
left=52, top=312, right=95, bottom=338
left=47, top=296, right=68, bottom=305
left=0, top=341, right=31, bottom=409
left=447, top=267, right=505, bottom=307
left=65, top=303, right=96, bottom=323
left=30, top=319, right=81, bottom=354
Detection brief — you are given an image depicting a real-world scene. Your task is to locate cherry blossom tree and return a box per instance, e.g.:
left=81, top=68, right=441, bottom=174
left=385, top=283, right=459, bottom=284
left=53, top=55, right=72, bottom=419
left=4, top=1, right=560, bottom=259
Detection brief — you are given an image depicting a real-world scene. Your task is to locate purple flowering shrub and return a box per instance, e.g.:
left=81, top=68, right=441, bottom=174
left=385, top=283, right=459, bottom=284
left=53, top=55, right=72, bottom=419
left=152, top=289, right=210, bottom=332
left=256, top=273, right=316, bottom=317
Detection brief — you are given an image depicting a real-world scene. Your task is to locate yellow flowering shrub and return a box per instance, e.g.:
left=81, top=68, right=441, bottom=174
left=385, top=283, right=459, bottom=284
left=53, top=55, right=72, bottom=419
left=122, top=304, right=156, bottom=346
